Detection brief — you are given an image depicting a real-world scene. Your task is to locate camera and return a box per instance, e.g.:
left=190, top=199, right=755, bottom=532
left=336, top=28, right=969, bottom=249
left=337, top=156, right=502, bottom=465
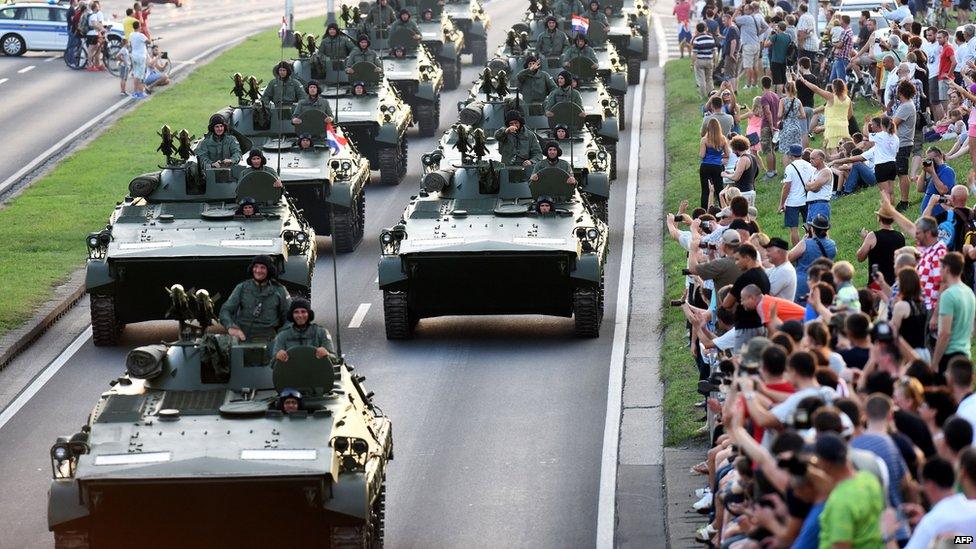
left=777, top=455, right=809, bottom=477
left=161, top=51, right=169, bottom=59
left=870, top=264, right=879, bottom=278
left=682, top=268, right=693, bottom=276
left=871, top=320, right=895, bottom=343
left=922, top=158, right=933, bottom=167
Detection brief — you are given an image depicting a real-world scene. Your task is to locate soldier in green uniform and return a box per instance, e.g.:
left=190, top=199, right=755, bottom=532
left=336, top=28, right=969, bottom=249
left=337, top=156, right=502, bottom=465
left=390, top=8, right=422, bottom=45
left=530, top=141, right=576, bottom=185
left=535, top=16, right=568, bottom=58
left=544, top=70, right=584, bottom=114
left=585, top=1, right=609, bottom=30
left=514, top=54, right=556, bottom=106
left=561, top=33, right=598, bottom=68
left=219, top=255, right=291, bottom=342
left=291, top=80, right=334, bottom=126
left=494, top=110, right=543, bottom=167
left=272, top=298, right=336, bottom=361
left=235, top=196, right=259, bottom=217
left=365, top=0, right=397, bottom=31
left=553, top=123, right=570, bottom=140
left=350, top=81, right=368, bottom=96
left=241, top=149, right=283, bottom=188
left=316, top=23, right=356, bottom=66
left=345, top=35, right=384, bottom=72
left=551, top=0, right=583, bottom=20
left=195, top=114, right=242, bottom=168
left=260, top=61, right=307, bottom=106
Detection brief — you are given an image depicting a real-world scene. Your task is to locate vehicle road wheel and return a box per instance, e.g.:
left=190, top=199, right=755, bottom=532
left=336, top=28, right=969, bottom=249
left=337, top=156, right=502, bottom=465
left=54, top=529, right=90, bottom=549
left=573, top=287, right=602, bottom=338
left=332, top=195, right=364, bottom=253
left=641, top=32, right=650, bottom=60
left=416, top=102, right=439, bottom=137
left=377, top=147, right=401, bottom=185
left=470, top=38, right=488, bottom=65
left=606, top=141, right=617, bottom=180
left=331, top=482, right=384, bottom=548
left=383, top=290, right=413, bottom=339
left=356, top=190, right=366, bottom=241
left=2, top=33, right=26, bottom=56
left=397, top=137, right=409, bottom=178
left=91, top=294, right=122, bottom=346
left=616, top=94, right=626, bottom=130
left=442, top=58, right=460, bottom=90
left=104, top=36, right=122, bottom=76
left=627, top=58, right=640, bottom=85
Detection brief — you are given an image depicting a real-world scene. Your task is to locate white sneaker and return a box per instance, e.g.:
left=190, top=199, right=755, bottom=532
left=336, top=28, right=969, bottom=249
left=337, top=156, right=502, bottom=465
left=695, top=523, right=717, bottom=544
left=695, top=487, right=711, bottom=498
left=692, top=492, right=713, bottom=513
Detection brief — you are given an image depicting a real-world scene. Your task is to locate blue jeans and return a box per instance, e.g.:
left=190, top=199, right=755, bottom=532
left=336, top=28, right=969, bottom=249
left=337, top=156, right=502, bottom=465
left=66, top=32, right=81, bottom=58
left=842, top=162, right=877, bottom=193
left=807, top=201, right=831, bottom=221
left=829, top=58, right=849, bottom=83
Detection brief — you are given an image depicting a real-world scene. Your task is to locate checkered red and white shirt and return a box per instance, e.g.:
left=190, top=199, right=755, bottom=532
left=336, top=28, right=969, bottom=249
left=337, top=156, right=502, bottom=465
left=918, top=241, right=947, bottom=310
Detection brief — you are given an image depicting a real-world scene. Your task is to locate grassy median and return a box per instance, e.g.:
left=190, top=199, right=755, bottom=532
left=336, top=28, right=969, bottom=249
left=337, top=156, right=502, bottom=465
left=0, top=19, right=326, bottom=336
left=661, top=59, right=974, bottom=444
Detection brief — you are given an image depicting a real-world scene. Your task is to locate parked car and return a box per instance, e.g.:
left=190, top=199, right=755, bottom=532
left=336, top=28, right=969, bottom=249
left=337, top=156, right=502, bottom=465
left=0, top=2, right=120, bottom=56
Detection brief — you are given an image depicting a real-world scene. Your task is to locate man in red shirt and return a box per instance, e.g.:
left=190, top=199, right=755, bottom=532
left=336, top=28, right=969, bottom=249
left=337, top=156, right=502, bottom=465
left=937, top=30, right=956, bottom=111
left=133, top=1, right=151, bottom=40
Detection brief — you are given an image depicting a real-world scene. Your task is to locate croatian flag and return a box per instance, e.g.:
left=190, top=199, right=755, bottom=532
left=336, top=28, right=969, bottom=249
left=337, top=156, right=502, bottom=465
left=326, top=122, right=348, bottom=154
left=571, top=14, right=589, bottom=35
left=278, top=16, right=288, bottom=38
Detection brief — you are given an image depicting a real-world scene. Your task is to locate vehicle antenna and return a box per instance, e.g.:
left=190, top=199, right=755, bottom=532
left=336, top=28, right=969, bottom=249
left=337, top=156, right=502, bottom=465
left=327, top=205, right=343, bottom=358
left=277, top=33, right=285, bottom=176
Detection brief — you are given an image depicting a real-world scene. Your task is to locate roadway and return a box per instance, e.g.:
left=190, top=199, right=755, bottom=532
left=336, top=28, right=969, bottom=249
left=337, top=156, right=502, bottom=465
left=0, top=0, right=660, bottom=546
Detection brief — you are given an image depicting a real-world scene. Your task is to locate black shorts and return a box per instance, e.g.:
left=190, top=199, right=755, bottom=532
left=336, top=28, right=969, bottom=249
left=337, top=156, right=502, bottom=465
left=895, top=146, right=912, bottom=176
left=84, top=34, right=98, bottom=46
left=960, top=0, right=971, bottom=11
left=771, top=62, right=787, bottom=85
left=874, top=161, right=897, bottom=182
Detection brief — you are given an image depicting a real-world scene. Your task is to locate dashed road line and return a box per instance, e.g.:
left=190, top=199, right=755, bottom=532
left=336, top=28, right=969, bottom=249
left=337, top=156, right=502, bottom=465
left=17, top=65, right=35, bottom=74
left=44, top=56, right=58, bottom=63
left=348, top=303, right=371, bottom=328
left=0, top=78, right=7, bottom=85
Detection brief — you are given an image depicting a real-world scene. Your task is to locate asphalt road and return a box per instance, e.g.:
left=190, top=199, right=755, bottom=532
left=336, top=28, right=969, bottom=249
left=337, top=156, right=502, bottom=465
left=0, top=1, right=657, bottom=546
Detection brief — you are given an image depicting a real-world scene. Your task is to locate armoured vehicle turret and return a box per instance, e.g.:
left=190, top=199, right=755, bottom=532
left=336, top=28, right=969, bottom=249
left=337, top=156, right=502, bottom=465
left=84, top=137, right=316, bottom=346
left=604, top=0, right=650, bottom=82
left=381, top=27, right=445, bottom=137
left=221, top=80, right=371, bottom=252
left=47, top=295, right=392, bottom=548
left=379, top=149, right=608, bottom=339
left=413, top=0, right=465, bottom=89
left=442, top=0, right=491, bottom=64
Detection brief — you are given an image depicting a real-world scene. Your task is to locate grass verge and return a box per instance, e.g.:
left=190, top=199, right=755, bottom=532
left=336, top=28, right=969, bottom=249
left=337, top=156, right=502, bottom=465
left=661, top=58, right=974, bottom=444
left=0, top=18, right=325, bottom=337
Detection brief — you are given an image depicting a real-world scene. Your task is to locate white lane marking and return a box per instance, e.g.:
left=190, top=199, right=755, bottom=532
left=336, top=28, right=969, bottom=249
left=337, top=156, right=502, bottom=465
left=595, top=67, right=645, bottom=549
left=0, top=78, right=7, bottom=85
left=44, top=56, right=58, bottom=63
left=348, top=303, right=371, bottom=328
left=653, top=15, right=667, bottom=68
left=0, top=36, right=245, bottom=197
left=17, top=65, right=35, bottom=74
left=0, top=327, right=92, bottom=432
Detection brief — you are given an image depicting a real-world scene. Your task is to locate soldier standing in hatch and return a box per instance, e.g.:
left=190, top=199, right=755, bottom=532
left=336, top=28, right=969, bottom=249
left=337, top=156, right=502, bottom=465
left=291, top=81, right=334, bottom=126
left=261, top=61, right=307, bottom=106
left=531, top=141, right=576, bottom=185
left=535, top=16, right=569, bottom=58
left=545, top=70, right=584, bottom=114
left=390, top=9, right=422, bottom=43
left=561, top=33, right=598, bottom=68
left=551, top=0, right=584, bottom=20
left=514, top=54, right=556, bottom=106
left=272, top=298, right=335, bottom=361
left=241, top=149, right=283, bottom=188
left=195, top=114, right=241, bottom=168
left=495, top=110, right=544, bottom=167
left=219, top=255, right=291, bottom=342
left=317, top=23, right=355, bottom=62
left=365, top=0, right=397, bottom=31
left=585, top=0, right=609, bottom=30
left=345, top=35, right=384, bottom=72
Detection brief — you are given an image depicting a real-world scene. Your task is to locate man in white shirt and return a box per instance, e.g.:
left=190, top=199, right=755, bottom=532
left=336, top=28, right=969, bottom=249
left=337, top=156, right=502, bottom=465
left=779, top=144, right=815, bottom=245
left=86, top=1, right=106, bottom=71
left=129, top=21, right=149, bottom=99
left=881, top=0, right=911, bottom=22
left=763, top=237, right=797, bottom=301
left=796, top=3, right=819, bottom=61
left=904, top=456, right=976, bottom=549
left=923, top=27, right=945, bottom=120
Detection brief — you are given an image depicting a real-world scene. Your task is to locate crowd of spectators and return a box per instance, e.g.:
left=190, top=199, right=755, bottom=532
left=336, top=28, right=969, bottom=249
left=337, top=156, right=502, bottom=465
left=670, top=0, right=976, bottom=545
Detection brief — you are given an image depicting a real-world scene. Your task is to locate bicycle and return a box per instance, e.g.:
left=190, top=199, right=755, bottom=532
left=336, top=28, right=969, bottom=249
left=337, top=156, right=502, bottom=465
left=64, top=31, right=122, bottom=76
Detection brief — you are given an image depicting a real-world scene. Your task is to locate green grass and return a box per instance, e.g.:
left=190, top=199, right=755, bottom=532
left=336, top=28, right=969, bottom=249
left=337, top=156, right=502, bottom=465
left=661, top=58, right=974, bottom=444
left=0, top=19, right=326, bottom=336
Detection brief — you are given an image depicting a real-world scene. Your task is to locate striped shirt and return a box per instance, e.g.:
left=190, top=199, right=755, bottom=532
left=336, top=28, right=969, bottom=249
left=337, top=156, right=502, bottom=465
left=692, top=33, right=716, bottom=60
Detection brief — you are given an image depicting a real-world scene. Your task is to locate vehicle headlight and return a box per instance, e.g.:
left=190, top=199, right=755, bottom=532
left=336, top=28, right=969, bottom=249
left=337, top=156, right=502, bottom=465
left=597, top=151, right=608, bottom=160
left=295, top=232, right=308, bottom=244
left=330, top=160, right=340, bottom=169
left=281, top=230, right=295, bottom=242
left=332, top=436, right=370, bottom=472
left=381, top=231, right=395, bottom=244
left=341, top=161, right=351, bottom=170
left=52, top=444, right=71, bottom=462
left=87, top=234, right=100, bottom=249
left=587, top=228, right=600, bottom=240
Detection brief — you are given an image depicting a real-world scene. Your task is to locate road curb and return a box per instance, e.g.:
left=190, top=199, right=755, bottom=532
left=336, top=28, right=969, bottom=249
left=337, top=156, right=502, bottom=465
left=0, top=272, right=84, bottom=372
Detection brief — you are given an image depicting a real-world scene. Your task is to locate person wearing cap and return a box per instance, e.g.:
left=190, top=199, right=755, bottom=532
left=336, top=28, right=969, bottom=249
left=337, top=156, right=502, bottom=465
left=241, top=149, right=283, bottom=188
left=195, top=114, right=242, bottom=169
left=345, top=35, right=383, bottom=71
left=296, top=133, right=314, bottom=151
left=272, top=298, right=335, bottom=362
left=515, top=55, right=557, bottom=106
left=535, top=196, right=555, bottom=215
left=544, top=70, right=584, bottom=114
left=560, top=33, right=598, bottom=69
left=495, top=110, right=543, bottom=166
left=723, top=243, right=771, bottom=350
left=317, top=23, right=355, bottom=63
left=277, top=388, right=304, bottom=413
left=350, top=81, right=369, bottom=96
left=805, top=149, right=833, bottom=223
left=365, top=0, right=396, bottom=30
left=291, top=81, right=334, bottom=126
left=390, top=9, right=422, bottom=43
left=261, top=61, right=307, bottom=106
left=551, top=0, right=583, bottom=21
left=585, top=0, right=609, bottom=29
left=763, top=237, right=797, bottom=301
left=535, top=16, right=569, bottom=58
left=780, top=144, right=816, bottom=245
left=687, top=228, right=745, bottom=294
left=530, top=142, right=576, bottom=185
left=236, top=197, right=259, bottom=218
left=219, top=255, right=291, bottom=342
left=788, top=214, right=836, bottom=304
left=552, top=124, right=570, bottom=140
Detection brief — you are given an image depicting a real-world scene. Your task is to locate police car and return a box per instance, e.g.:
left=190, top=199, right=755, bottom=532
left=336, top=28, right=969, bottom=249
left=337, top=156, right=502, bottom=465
left=0, top=1, right=121, bottom=56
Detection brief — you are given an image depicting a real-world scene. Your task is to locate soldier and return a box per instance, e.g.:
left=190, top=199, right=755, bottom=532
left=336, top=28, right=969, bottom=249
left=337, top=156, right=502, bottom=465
left=535, top=195, right=555, bottom=214
left=551, top=0, right=583, bottom=20
left=390, top=8, right=422, bottom=44
left=421, top=7, right=434, bottom=22
left=553, top=123, right=570, bottom=140
left=535, top=16, right=568, bottom=58
left=272, top=298, right=335, bottom=361
left=277, top=388, right=303, bottom=413
left=530, top=141, right=576, bottom=185
left=391, top=45, right=407, bottom=58
left=351, top=80, right=368, bottom=96
left=345, top=35, right=383, bottom=72
left=561, top=33, right=598, bottom=68
left=494, top=110, right=543, bottom=167
left=296, top=133, right=315, bottom=151
left=317, top=23, right=355, bottom=62
left=260, top=61, right=306, bottom=106
left=365, top=0, right=396, bottom=31
left=241, top=149, right=283, bottom=188
left=194, top=114, right=241, bottom=168
left=236, top=196, right=259, bottom=217
left=514, top=54, right=556, bottom=106
left=544, top=70, right=584, bottom=114
left=586, top=0, right=609, bottom=29
left=291, top=80, right=334, bottom=125
left=219, top=255, right=291, bottom=342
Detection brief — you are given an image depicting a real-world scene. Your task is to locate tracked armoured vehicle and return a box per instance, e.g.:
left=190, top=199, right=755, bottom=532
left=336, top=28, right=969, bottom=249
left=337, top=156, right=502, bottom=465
left=84, top=138, right=315, bottom=346
left=413, top=0, right=465, bottom=89
left=442, top=0, right=491, bottom=64
left=48, top=294, right=392, bottom=548
left=381, top=27, right=444, bottom=137
left=605, top=0, right=650, bottom=81
left=379, top=148, right=608, bottom=339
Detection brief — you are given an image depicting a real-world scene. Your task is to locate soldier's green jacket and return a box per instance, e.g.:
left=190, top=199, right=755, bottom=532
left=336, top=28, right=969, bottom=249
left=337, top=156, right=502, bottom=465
left=317, top=33, right=356, bottom=59
left=535, top=28, right=568, bottom=57
left=531, top=157, right=572, bottom=175
left=494, top=127, right=544, bottom=166
left=271, top=322, right=335, bottom=356
left=585, top=10, right=609, bottom=27
left=241, top=165, right=279, bottom=178
left=514, top=68, right=556, bottom=104
left=194, top=134, right=242, bottom=167
left=293, top=95, right=335, bottom=119
left=219, top=279, right=291, bottom=340
left=261, top=77, right=307, bottom=105
left=551, top=0, right=583, bottom=19
left=366, top=4, right=396, bottom=28
left=390, top=19, right=421, bottom=41
left=544, top=86, right=583, bottom=111
left=345, top=48, right=382, bottom=68
left=560, top=44, right=598, bottom=65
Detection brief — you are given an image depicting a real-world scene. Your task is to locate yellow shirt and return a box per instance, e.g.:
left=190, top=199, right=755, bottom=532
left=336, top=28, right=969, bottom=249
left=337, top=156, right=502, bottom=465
left=123, top=16, right=137, bottom=40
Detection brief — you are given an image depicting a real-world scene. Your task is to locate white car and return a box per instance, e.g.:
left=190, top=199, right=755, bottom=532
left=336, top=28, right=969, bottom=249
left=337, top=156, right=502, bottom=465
left=0, top=2, right=121, bottom=56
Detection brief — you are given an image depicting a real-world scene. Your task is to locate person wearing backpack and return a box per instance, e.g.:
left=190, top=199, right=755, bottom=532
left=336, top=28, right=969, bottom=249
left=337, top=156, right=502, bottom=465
left=67, top=0, right=86, bottom=63
left=767, top=21, right=793, bottom=93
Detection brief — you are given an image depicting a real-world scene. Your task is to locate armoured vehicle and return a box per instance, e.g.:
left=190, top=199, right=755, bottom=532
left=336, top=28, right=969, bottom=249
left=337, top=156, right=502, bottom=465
left=381, top=27, right=445, bottom=137
left=48, top=294, right=393, bottom=547
left=220, top=81, right=371, bottom=252
left=413, top=1, right=465, bottom=89
left=605, top=0, right=650, bottom=81
left=380, top=147, right=608, bottom=339
left=442, top=0, right=491, bottom=64
left=85, top=137, right=315, bottom=346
